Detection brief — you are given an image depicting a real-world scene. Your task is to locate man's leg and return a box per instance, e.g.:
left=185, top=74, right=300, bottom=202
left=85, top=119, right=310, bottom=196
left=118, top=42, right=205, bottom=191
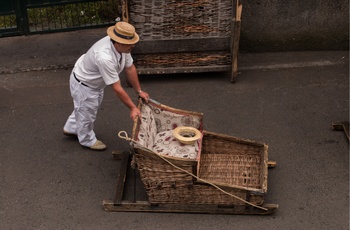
left=64, top=73, right=105, bottom=149
left=63, top=73, right=78, bottom=136
left=63, top=111, right=77, bottom=136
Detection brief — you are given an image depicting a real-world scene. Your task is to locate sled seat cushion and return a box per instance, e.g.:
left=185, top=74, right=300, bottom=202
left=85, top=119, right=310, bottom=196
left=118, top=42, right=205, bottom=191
left=136, top=102, right=202, bottom=160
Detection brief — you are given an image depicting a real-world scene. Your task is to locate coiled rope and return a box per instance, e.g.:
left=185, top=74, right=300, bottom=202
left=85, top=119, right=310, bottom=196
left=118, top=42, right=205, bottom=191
left=118, top=131, right=267, bottom=211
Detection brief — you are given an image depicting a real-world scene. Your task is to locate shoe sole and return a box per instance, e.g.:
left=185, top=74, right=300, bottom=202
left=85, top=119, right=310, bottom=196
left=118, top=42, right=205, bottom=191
left=89, top=147, right=107, bottom=151
left=83, top=146, right=107, bottom=151
left=63, top=130, right=78, bottom=137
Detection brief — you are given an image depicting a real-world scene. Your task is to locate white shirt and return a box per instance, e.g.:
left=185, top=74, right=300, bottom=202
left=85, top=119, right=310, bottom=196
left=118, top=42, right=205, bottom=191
left=73, top=36, right=133, bottom=90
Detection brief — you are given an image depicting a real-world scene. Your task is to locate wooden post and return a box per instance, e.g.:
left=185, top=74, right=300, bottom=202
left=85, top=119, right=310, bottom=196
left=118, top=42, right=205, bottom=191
left=332, top=121, right=350, bottom=141
left=122, top=0, right=129, bottom=22
left=231, top=0, right=242, bottom=83
left=112, top=151, right=130, bottom=204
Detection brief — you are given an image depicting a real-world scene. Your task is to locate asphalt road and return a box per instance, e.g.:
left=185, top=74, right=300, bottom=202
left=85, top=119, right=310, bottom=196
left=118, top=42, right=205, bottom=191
left=0, top=30, right=348, bottom=230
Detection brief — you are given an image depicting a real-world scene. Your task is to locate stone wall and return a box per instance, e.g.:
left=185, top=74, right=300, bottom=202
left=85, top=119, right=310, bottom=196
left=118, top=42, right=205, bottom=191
left=240, top=0, right=349, bottom=52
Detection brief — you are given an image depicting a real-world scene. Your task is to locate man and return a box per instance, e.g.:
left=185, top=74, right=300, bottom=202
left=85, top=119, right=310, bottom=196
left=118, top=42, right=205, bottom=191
left=63, top=21, right=149, bottom=151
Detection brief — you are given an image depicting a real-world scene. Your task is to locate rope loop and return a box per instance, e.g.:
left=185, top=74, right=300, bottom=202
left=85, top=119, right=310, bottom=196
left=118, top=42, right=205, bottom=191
left=118, top=131, right=133, bottom=142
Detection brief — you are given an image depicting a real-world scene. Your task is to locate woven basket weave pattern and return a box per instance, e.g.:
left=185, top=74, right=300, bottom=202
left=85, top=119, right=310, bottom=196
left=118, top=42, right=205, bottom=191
left=129, top=0, right=232, bottom=40
left=134, top=133, right=267, bottom=205
left=135, top=148, right=264, bottom=205
left=199, top=133, right=265, bottom=190
left=134, top=51, right=231, bottom=68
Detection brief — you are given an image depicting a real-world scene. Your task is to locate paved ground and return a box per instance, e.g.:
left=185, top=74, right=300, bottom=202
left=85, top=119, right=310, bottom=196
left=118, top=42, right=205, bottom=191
left=0, top=29, right=349, bottom=230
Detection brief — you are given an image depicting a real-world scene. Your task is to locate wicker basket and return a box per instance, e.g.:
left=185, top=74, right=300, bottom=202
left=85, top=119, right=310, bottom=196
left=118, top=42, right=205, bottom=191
left=198, top=131, right=268, bottom=193
left=127, top=0, right=234, bottom=73
left=131, top=99, right=269, bottom=205
left=129, top=0, right=232, bottom=40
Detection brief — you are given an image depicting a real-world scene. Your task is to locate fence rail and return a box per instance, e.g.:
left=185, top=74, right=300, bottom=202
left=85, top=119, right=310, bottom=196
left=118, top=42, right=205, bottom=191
left=0, top=0, right=120, bottom=37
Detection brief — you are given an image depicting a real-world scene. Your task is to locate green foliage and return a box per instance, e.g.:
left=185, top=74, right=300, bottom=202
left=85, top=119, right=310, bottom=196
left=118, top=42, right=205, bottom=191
left=0, top=15, right=16, bottom=29
left=0, top=0, right=119, bottom=31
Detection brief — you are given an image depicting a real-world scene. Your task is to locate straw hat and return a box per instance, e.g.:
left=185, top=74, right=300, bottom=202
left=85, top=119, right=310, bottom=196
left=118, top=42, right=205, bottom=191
left=173, top=126, right=202, bottom=145
left=107, top=21, right=139, bottom=45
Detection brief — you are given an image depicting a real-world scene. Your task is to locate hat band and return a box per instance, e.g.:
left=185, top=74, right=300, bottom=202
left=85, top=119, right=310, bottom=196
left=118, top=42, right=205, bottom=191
left=113, top=29, right=134, bottom=40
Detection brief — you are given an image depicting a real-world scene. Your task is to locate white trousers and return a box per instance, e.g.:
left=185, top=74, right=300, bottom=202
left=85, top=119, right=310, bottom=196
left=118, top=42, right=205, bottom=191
left=64, top=72, right=104, bottom=147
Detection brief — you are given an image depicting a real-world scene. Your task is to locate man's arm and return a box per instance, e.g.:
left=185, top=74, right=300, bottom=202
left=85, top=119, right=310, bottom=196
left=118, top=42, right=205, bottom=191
left=124, top=64, right=149, bottom=101
left=111, top=80, right=140, bottom=121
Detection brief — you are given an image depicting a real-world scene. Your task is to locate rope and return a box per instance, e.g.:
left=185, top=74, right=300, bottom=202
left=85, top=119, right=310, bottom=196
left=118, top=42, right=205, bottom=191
left=118, top=131, right=268, bottom=211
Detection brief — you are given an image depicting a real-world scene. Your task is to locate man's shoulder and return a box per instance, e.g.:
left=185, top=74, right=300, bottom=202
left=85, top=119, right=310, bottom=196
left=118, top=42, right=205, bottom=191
left=92, top=37, right=115, bottom=59
left=90, top=36, right=111, bottom=51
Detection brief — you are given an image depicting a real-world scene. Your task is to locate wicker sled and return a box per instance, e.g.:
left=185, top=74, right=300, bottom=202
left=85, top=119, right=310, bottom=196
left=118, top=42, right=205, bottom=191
left=103, top=99, right=278, bottom=214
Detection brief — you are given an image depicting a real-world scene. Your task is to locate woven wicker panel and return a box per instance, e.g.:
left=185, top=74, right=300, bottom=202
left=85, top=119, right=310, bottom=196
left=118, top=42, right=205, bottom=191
left=129, top=0, right=233, bottom=40
left=135, top=148, right=264, bottom=205
left=146, top=184, right=259, bottom=205
left=135, top=148, right=195, bottom=184
left=134, top=51, right=231, bottom=68
left=198, top=131, right=268, bottom=192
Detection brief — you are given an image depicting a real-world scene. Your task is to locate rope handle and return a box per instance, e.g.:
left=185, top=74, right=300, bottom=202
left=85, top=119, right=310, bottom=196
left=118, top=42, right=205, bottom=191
left=118, top=131, right=133, bottom=142
left=117, top=130, right=268, bottom=211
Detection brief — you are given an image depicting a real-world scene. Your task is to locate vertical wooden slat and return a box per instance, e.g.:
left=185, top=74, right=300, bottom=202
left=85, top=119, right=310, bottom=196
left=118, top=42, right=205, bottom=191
left=231, top=0, right=242, bottom=83
left=113, top=151, right=130, bottom=204
left=122, top=0, right=128, bottom=22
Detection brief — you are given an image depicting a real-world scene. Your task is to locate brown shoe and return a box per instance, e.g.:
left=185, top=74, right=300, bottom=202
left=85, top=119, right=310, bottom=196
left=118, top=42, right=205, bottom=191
left=63, top=129, right=77, bottom=137
left=89, top=140, right=107, bottom=151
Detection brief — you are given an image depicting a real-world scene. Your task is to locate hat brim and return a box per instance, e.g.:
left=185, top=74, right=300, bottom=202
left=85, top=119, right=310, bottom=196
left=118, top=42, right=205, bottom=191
left=107, top=26, right=139, bottom=45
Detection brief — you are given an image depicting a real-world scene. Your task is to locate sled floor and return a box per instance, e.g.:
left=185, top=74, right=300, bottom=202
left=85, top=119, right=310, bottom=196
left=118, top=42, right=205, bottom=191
left=102, top=200, right=278, bottom=215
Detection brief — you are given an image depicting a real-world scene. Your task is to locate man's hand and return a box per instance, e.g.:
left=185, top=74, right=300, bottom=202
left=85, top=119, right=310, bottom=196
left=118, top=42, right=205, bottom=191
left=130, top=107, right=141, bottom=121
left=138, top=90, right=150, bottom=102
